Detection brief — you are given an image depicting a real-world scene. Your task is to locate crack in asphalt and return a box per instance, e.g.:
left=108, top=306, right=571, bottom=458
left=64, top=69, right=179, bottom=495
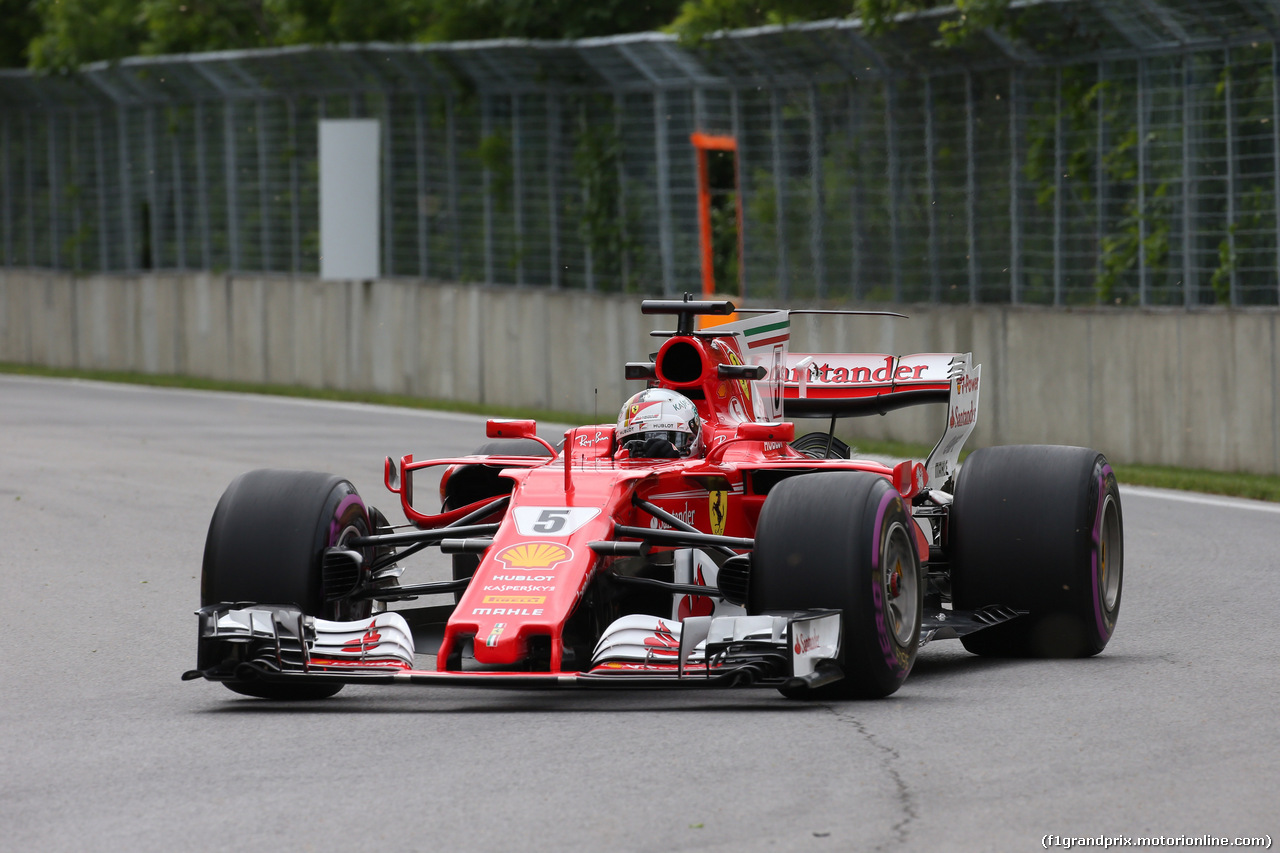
left=824, top=705, right=917, bottom=850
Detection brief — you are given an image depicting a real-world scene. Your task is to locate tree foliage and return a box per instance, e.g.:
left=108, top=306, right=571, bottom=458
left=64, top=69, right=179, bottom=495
left=421, top=0, right=684, bottom=42
left=14, top=0, right=1014, bottom=70
left=0, top=0, right=42, bottom=68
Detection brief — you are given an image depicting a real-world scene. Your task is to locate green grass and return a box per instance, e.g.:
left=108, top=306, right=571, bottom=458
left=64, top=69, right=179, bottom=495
left=6, top=361, right=1280, bottom=503
left=811, top=438, right=1280, bottom=504
left=1108, top=463, right=1280, bottom=503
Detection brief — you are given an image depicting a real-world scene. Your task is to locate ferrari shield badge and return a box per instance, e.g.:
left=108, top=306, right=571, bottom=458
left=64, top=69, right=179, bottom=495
left=709, top=490, right=728, bottom=536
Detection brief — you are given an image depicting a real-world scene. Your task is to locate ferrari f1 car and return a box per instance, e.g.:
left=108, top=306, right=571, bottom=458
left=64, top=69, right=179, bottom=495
left=186, top=298, right=1123, bottom=700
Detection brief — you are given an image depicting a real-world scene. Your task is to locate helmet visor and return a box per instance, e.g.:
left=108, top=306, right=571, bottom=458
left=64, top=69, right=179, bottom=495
left=643, top=430, right=695, bottom=455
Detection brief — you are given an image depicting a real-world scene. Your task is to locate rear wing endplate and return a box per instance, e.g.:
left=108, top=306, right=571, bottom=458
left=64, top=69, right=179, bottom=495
left=923, top=354, right=981, bottom=488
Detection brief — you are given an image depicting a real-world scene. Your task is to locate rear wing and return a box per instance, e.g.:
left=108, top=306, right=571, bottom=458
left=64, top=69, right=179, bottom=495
left=780, top=351, right=981, bottom=490
left=782, top=353, right=955, bottom=418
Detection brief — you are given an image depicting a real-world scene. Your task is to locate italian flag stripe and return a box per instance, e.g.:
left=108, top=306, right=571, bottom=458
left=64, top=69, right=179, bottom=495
left=744, top=318, right=789, bottom=340
left=751, top=333, right=790, bottom=348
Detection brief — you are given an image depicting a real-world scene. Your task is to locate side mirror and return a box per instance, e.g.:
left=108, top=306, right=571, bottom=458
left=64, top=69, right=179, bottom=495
left=736, top=422, right=795, bottom=442
left=384, top=454, right=413, bottom=505
left=486, top=418, right=538, bottom=440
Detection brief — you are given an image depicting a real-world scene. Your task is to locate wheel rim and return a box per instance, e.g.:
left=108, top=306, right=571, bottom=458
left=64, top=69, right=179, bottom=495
left=1099, top=494, right=1122, bottom=612
left=882, top=520, right=919, bottom=647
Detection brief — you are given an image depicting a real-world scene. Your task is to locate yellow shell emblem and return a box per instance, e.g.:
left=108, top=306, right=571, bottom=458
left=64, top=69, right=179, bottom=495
left=496, top=542, right=572, bottom=570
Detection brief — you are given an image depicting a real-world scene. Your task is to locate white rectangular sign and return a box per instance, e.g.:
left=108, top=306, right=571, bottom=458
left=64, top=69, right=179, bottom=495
left=319, top=119, right=380, bottom=281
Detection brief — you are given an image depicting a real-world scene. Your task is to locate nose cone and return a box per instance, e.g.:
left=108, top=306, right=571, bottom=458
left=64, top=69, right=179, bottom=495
left=459, top=540, right=575, bottom=668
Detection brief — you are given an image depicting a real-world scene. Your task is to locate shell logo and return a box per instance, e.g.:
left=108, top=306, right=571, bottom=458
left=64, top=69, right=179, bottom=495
left=495, top=542, right=573, bottom=570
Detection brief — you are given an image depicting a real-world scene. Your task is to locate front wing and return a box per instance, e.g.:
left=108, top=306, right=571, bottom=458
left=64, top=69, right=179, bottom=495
left=185, top=605, right=844, bottom=691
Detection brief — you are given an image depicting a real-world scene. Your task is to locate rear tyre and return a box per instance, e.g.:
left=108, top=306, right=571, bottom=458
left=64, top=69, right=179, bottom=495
left=446, top=439, right=554, bottom=599
left=950, top=445, right=1123, bottom=658
left=202, top=469, right=375, bottom=699
left=750, top=472, right=922, bottom=700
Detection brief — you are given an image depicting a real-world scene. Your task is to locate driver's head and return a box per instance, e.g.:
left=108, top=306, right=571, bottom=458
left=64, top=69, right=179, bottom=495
left=616, top=388, right=702, bottom=459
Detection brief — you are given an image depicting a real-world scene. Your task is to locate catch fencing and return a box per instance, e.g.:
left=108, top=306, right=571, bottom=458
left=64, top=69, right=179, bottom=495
left=2, top=0, right=1280, bottom=306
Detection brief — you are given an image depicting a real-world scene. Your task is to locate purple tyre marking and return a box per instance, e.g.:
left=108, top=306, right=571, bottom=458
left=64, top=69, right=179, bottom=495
left=330, top=492, right=366, bottom=546
left=1090, top=463, right=1113, bottom=641
left=870, top=489, right=906, bottom=674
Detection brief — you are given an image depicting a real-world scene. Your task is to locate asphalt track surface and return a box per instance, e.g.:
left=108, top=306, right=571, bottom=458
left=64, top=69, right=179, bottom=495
left=2, top=375, right=1277, bottom=853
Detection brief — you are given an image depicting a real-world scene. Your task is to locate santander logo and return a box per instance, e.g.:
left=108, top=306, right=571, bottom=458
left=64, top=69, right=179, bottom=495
left=949, top=403, right=976, bottom=428
left=794, top=631, right=821, bottom=655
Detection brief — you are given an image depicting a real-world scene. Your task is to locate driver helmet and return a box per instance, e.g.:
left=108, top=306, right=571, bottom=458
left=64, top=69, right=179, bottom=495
left=616, top=388, right=703, bottom=458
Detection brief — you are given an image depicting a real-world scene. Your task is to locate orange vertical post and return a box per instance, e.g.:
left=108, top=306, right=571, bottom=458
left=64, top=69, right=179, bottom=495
left=695, top=146, right=714, bottom=299
left=690, top=132, right=739, bottom=302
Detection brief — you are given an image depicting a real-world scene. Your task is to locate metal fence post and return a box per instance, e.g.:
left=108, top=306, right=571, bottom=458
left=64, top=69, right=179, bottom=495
left=1183, top=54, right=1195, bottom=306
left=849, top=87, right=863, bottom=298
left=1009, top=69, right=1021, bottom=304
left=117, top=107, right=133, bottom=271
left=730, top=87, right=745, bottom=298
left=25, top=112, right=35, bottom=266
left=965, top=71, right=978, bottom=303
left=145, top=106, right=159, bottom=268
left=413, top=93, right=428, bottom=279
left=1137, top=57, right=1147, bottom=304
left=481, top=92, right=496, bottom=284
left=1097, top=62, right=1107, bottom=296
left=655, top=89, right=675, bottom=295
left=446, top=91, right=461, bottom=281
left=885, top=79, right=902, bottom=302
left=616, top=90, right=630, bottom=290
left=70, top=112, right=82, bottom=270
left=1225, top=47, right=1238, bottom=304
left=171, top=109, right=186, bottom=270
left=195, top=101, right=211, bottom=271
left=1, top=115, right=9, bottom=266
left=581, top=98, right=594, bottom=291
left=1273, top=43, right=1280, bottom=305
left=1, top=115, right=9, bottom=267
left=1054, top=67, right=1064, bottom=305
left=770, top=88, right=788, bottom=300
left=95, top=110, right=108, bottom=271
left=549, top=93, right=563, bottom=289
left=255, top=99, right=270, bottom=272
left=512, top=92, right=525, bottom=286
left=224, top=101, right=240, bottom=272
left=48, top=111, right=60, bottom=269
left=287, top=98, right=299, bottom=274
left=925, top=75, right=940, bottom=302
left=809, top=86, right=826, bottom=299
left=382, top=95, right=393, bottom=277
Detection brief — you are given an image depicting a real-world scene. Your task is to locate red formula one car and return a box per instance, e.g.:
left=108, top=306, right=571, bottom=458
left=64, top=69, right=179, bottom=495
left=187, top=299, right=1124, bottom=700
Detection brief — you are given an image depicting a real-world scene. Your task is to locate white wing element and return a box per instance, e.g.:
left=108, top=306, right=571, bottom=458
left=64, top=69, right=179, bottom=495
left=590, top=612, right=840, bottom=678
left=924, top=354, right=981, bottom=488
left=311, top=612, right=415, bottom=666
left=205, top=608, right=416, bottom=668
left=669, top=548, right=748, bottom=621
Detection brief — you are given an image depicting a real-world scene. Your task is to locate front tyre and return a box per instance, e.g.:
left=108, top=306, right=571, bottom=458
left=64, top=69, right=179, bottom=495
left=950, top=446, right=1123, bottom=658
left=750, top=472, right=922, bottom=699
left=202, top=469, right=376, bottom=699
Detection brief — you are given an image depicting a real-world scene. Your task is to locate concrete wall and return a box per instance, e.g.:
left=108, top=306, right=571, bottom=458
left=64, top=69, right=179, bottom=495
left=3, top=269, right=1277, bottom=475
